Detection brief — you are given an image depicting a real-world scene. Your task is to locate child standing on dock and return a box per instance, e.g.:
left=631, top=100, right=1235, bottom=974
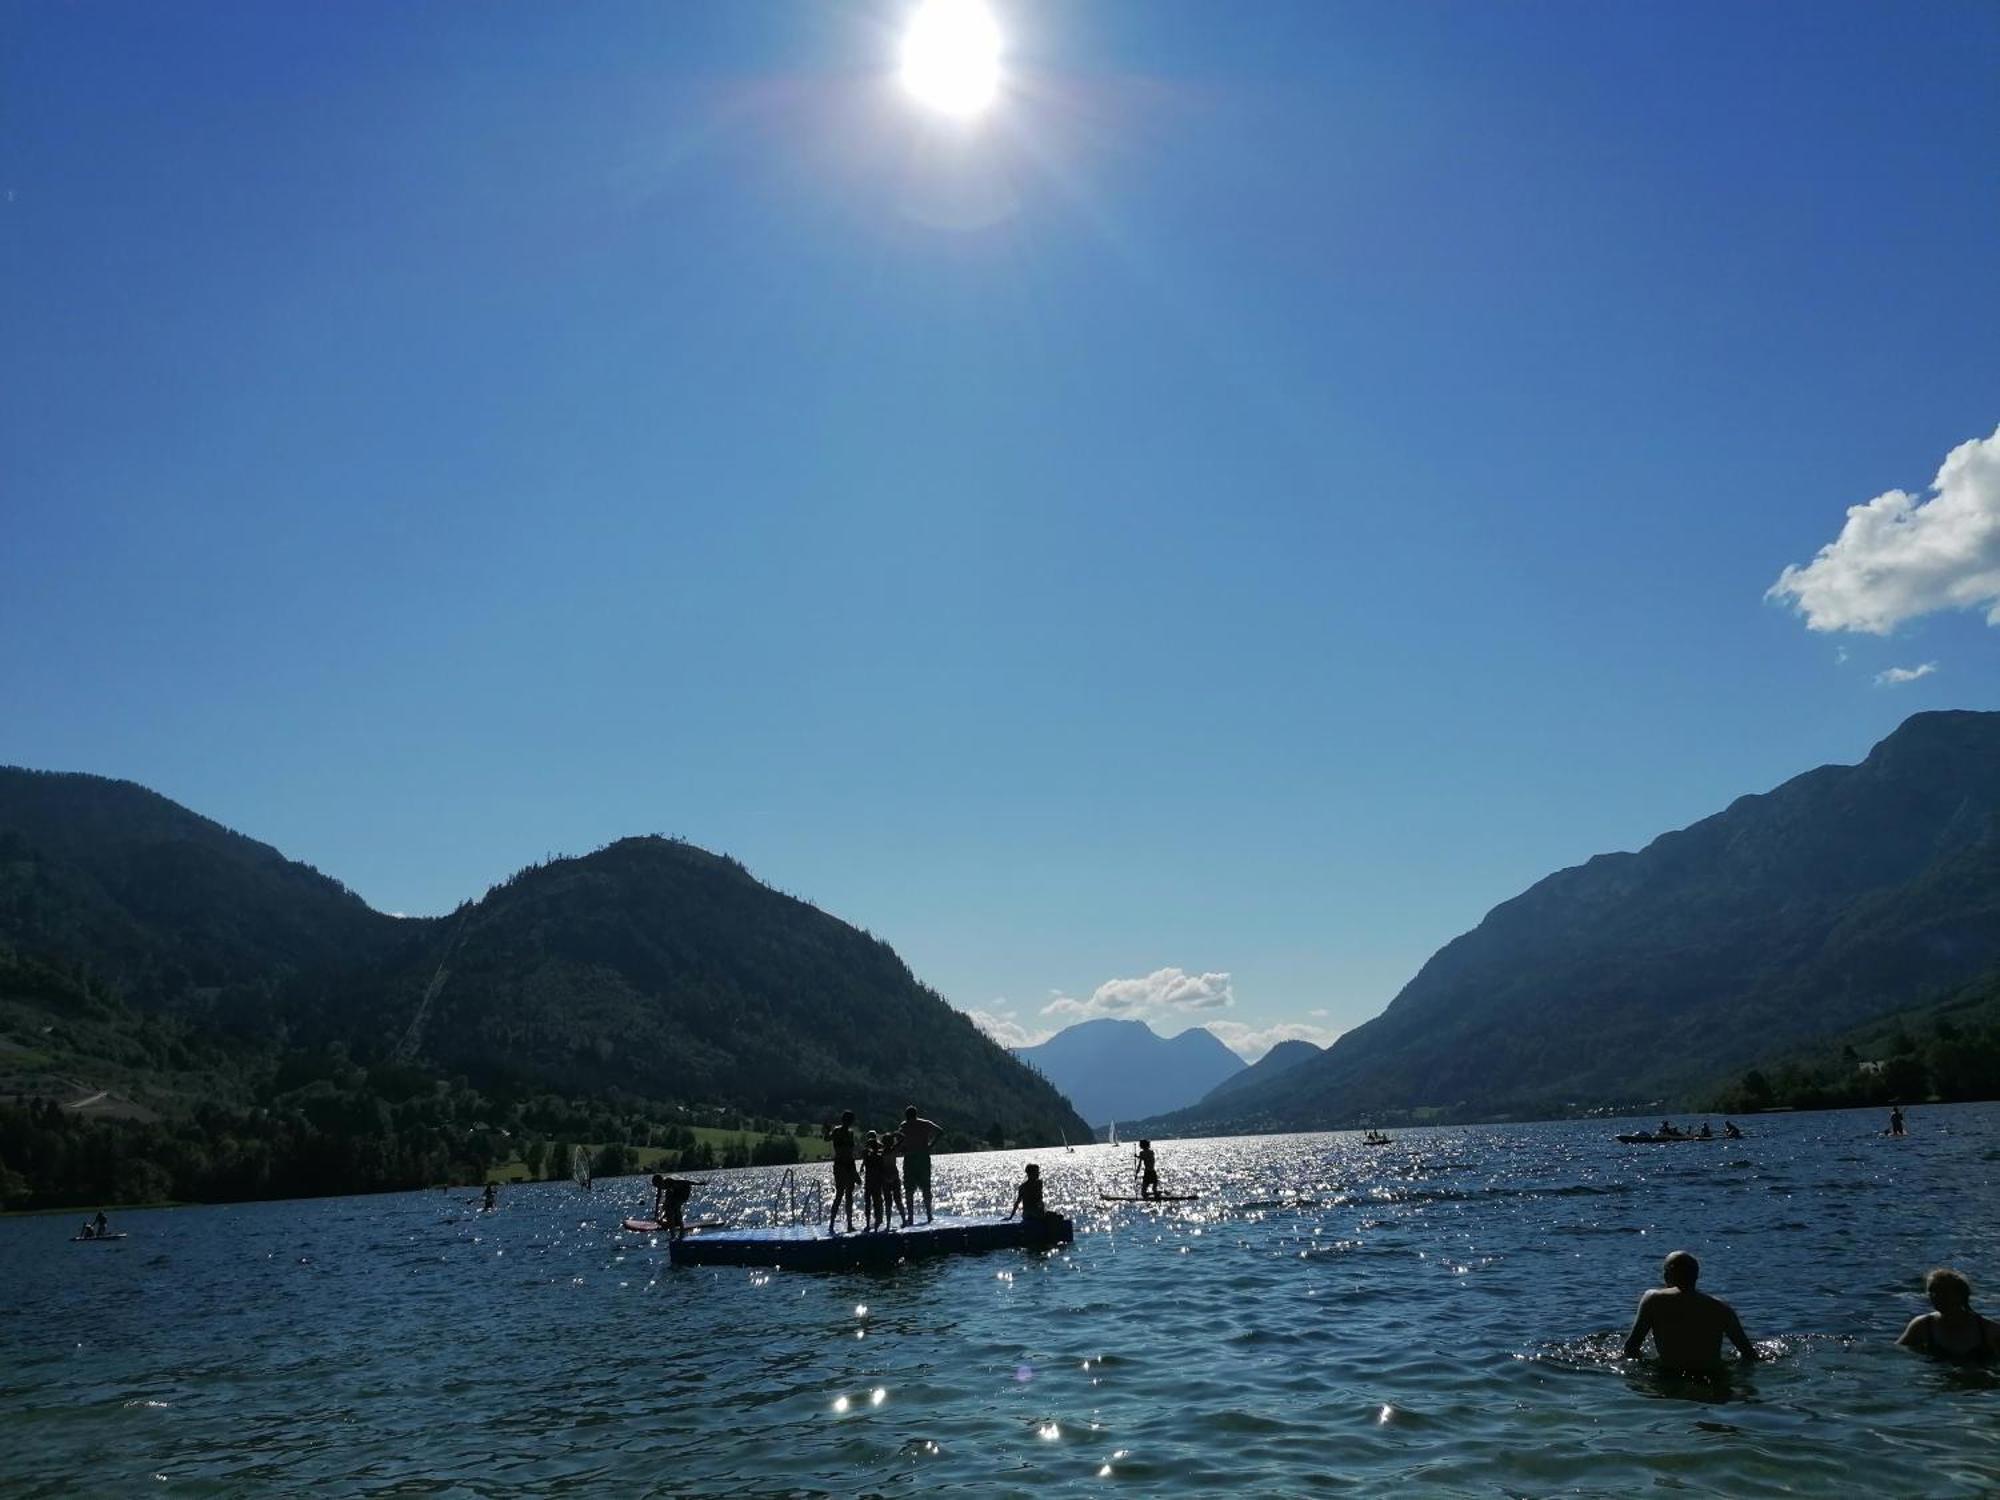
left=881, top=1131, right=907, bottom=1227
left=823, top=1110, right=859, bottom=1233
left=861, top=1132, right=888, bottom=1231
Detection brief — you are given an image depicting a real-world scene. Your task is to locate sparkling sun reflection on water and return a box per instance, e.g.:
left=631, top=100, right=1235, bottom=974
left=5, top=1108, right=2000, bottom=1494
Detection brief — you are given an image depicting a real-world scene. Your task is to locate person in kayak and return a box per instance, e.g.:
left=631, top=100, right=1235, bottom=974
left=822, top=1110, right=859, bottom=1233
left=1898, top=1269, right=1999, bottom=1361
left=900, top=1106, right=941, bottom=1225
left=1623, top=1251, right=1759, bottom=1375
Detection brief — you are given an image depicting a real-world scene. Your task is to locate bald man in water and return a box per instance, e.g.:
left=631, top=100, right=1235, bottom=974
left=1623, top=1251, right=1759, bottom=1374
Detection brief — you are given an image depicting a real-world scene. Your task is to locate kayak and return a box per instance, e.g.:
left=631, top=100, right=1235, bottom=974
left=1099, top=1193, right=1200, bottom=1202
left=1615, top=1134, right=1731, bottom=1144
left=72, top=1232, right=129, bottom=1242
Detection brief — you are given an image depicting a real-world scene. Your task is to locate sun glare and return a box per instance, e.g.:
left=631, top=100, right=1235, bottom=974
left=900, top=0, right=1003, bottom=119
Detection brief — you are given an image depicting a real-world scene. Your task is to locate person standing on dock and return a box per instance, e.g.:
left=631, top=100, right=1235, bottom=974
left=1623, top=1251, right=1759, bottom=1375
left=900, top=1106, right=941, bottom=1225
left=823, top=1110, right=859, bottom=1233
left=1137, top=1140, right=1161, bottom=1200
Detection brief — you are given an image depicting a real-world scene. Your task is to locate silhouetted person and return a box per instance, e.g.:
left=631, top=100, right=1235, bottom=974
left=92, top=1211, right=108, bottom=1236
left=881, top=1131, right=907, bottom=1227
left=1137, top=1140, right=1160, bottom=1199
left=1697, top=1122, right=1713, bottom=1139
left=651, top=1173, right=694, bottom=1237
left=820, top=1112, right=860, bottom=1240
left=1623, top=1251, right=1759, bottom=1374
left=482, top=1183, right=497, bottom=1212
left=861, top=1132, right=888, bottom=1231
left=1898, top=1268, right=1999, bottom=1361
left=1004, top=1163, right=1046, bottom=1221
left=1723, top=1121, right=1743, bottom=1140
left=901, top=1106, right=941, bottom=1224
left=1888, top=1105, right=1906, bottom=1136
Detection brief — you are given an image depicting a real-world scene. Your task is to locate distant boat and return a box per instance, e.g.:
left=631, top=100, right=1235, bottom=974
left=1107, top=1121, right=1118, bottom=1147
left=572, top=1145, right=593, bottom=1191
left=1061, top=1130, right=1074, bottom=1154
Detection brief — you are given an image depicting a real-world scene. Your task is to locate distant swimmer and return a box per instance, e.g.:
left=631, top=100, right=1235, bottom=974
left=1136, top=1140, right=1161, bottom=1200
left=1623, top=1251, right=1759, bottom=1374
left=822, top=1110, right=859, bottom=1233
left=900, top=1107, right=941, bottom=1225
left=1003, top=1163, right=1047, bottom=1221
left=482, top=1183, right=497, bottom=1212
left=1897, top=1269, right=1999, bottom=1361
left=1888, top=1105, right=1907, bottom=1137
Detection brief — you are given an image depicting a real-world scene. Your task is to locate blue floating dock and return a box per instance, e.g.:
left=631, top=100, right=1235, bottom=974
left=666, top=1212, right=1074, bottom=1269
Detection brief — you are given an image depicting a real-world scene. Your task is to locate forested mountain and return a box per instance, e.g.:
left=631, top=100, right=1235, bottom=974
left=382, top=836, right=1087, bottom=1135
left=1139, top=711, right=2000, bottom=1133
left=1012, top=1018, right=1244, bottom=1126
left=1189, top=1038, right=1321, bottom=1109
left=0, top=770, right=1085, bottom=1207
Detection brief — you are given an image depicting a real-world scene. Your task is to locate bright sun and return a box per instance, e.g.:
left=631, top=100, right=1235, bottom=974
left=900, top=0, right=1003, bottom=119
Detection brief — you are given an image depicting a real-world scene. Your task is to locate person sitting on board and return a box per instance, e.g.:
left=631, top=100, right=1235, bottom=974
left=482, top=1183, right=497, bottom=1212
left=1888, top=1104, right=1906, bottom=1136
left=881, top=1131, right=907, bottom=1228
left=1003, top=1163, right=1049, bottom=1222
left=1723, top=1121, right=1743, bottom=1140
left=78, top=1218, right=96, bottom=1239
left=1137, top=1140, right=1161, bottom=1200
left=1897, top=1268, right=2000, bottom=1361
left=1623, top=1251, right=1759, bottom=1375
left=900, top=1106, right=942, bottom=1225
left=1657, top=1121, right=1682, bottom=1140
left=822, top=1110, right=860, bottom=1233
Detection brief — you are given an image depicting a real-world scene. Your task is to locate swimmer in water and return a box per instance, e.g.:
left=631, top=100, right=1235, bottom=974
left=1623, top=1251, right=1759, bottom=1374
left=1897, top=1268, right=1999, bottom=1361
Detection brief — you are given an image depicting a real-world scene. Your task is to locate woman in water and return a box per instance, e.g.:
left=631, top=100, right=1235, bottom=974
left=1898, top=1268, right=1999, bottom=1360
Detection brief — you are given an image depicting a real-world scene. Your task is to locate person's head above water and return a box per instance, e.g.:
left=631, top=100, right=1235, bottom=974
left=1663, top=1251, right=1700, bottom=1289
left=1926, top=1268, right=1972, bottom=1312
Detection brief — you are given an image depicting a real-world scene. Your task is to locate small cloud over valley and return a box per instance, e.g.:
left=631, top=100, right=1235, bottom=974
left=1768, top=423, right=2000, bottom=634
left=1875, top=662, right=1938, bottom=687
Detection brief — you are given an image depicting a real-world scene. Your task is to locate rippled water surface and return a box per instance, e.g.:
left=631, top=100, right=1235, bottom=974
left=7, top=1105, right=2000, bottom=1496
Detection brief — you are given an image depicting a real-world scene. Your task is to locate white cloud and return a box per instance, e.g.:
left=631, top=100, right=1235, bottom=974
left=1768, top=423, right=2000, bottom=634
left=967, top=1006, right=1051, bottom=1050
left=1204, top=1019, right=1343, bottom=1063
left=1875, top=662, right=1939, bottom=686
left=1040, top=967, right=1235, bottom=1022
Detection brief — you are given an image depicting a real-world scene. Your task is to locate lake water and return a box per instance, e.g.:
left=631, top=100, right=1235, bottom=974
left=5, top=1104, right=1998, bottom=1496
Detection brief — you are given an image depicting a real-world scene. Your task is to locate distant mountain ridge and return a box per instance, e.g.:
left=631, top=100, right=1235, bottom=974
left=0, top=768, right=1087, bottom=1145
left=1012, top=1017, right=1244, bottom=1126
left=1190, top=1037, right=1321, bottom=1109
left=1138, top=710, right=2000, bottom=1133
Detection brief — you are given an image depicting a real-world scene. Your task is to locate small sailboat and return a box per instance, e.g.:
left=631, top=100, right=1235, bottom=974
left=1107, top=1121, right=1118, bottom=1148
left=1061, top=1129, right=1074, bottom=1154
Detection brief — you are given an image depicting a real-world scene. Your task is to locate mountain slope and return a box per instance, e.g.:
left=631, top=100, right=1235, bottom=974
left=1190, top=1038, right=1321, bottom=1109
left=0, top=773, right=1087, bottom=1150
left=0, top=767, right=412, bottom=1023
left=391, top=837, right=1089, bottom=1140
left=1146, top=710, right=2000, bottom=1131
left=1012, top=1018, right=1244, bottom=1126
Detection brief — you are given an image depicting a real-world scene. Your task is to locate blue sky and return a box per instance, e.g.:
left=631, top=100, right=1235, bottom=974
left=6, top=1, right=1998, bottom=1059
